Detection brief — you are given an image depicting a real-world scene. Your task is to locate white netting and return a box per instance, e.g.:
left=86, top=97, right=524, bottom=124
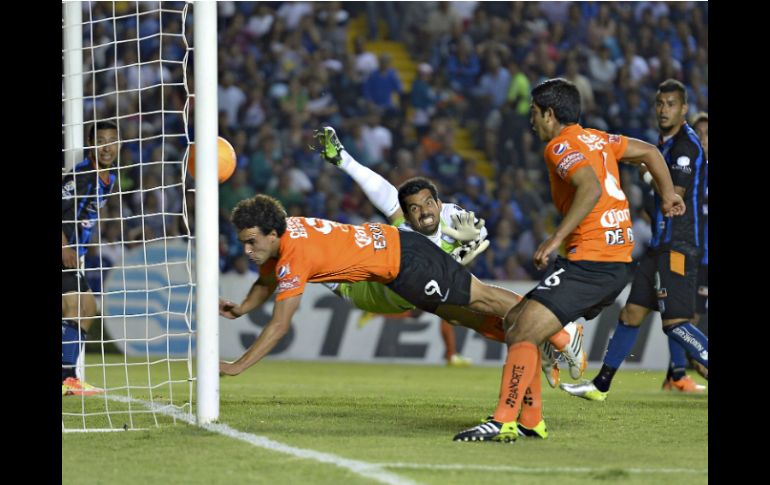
left=62, top=1, right=195, bottom=431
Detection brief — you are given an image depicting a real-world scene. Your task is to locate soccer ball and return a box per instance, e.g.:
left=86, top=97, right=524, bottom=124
left=188, top=136, right=237, bottom=183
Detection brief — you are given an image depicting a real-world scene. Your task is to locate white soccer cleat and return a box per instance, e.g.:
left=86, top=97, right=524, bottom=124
left=448, top=354, right=472, bottom=367
left=560, top=380, right=607, bottom=401
left=560, top=322, right=587, bottom=380
left=540, top=341, right=560, bottom=388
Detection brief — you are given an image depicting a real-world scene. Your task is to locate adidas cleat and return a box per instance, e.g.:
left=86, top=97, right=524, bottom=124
left=561, top=322, right=587, bottom=380
left=541, top=341, right=560, bottom=388
left=453, top=419, right=518, bottom=443
left=448, top=354, right=472, bottom=367
left=559, top=380, right=607, bottom=401
left=312, top=126, right=345, bottom=166
left=517, top=420, right=548, bottom=439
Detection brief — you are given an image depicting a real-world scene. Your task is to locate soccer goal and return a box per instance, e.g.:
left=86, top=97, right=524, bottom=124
left=62, top=0, right=219, bottom=432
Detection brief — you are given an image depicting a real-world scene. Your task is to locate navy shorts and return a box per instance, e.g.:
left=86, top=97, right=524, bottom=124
left=626, top=247, right=699, bottom=320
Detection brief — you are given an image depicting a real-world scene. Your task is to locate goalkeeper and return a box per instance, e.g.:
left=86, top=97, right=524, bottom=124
left=313, top=126, right=585, bottom=388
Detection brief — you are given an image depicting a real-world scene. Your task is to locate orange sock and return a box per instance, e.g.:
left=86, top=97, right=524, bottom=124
left=517, top=347, right=543, bottom=429
left=548, top=328, right=569, bottom=351
left=440, top=320, right=456, bottom=361
left=492, top=341, right=539, bottom=423
left=475, top=315, right=506, bottom=343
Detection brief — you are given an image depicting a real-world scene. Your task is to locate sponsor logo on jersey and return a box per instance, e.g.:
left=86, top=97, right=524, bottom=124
left=556, top=151, right=586, bottom=178
left=353, top=225, right=372, bottom=248
left=277, top=264, right=290, bottom=278
left=673, top=155, right=692, bottom=173
left=278, top=276, right=301, bottom=292
left=600, top=208, right=631, bottom=228
left=553, top=142, right=570, bottom=155
left=608, top=134, right=621, bottom=144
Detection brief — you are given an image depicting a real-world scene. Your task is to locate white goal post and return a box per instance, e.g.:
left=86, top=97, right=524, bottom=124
left=61, top=0, right=219, bottom=432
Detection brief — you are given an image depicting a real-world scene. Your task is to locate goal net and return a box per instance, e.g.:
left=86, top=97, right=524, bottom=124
left=62, top=1, right=198, bottom=432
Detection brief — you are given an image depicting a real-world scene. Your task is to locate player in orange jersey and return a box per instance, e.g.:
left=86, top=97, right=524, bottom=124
left=219, top=194, right=526, bottom=378
left=453, top=78, right=685, bottom=442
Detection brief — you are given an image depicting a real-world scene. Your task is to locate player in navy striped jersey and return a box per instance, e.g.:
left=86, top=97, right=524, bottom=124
left=689, top=112, right=708, bottom=380
left=61, top=120, right=119, bottom=396
left=562, top=80, right=708, bottom=401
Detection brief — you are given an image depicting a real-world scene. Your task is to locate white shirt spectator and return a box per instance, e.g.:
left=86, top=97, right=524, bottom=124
left=360, top=125, right=392, bottom=165
left=450, top=1, right=479, bottom=23
left=287, top=167, right=313, bottom=194
left=218, top=1, right=236, bottom=19
left=276, top=1, right=313, bottom=30
left=616, top=55, right=649, bottom=84
left=588, top=51, right=618, bottom=93
left=243, top=99, right=266, bottom=128
left=218, top=84, right=247, bottom=127
left=246, top=12, right=274, bottom=38
left=306, top=92, right=335, bottom=115
left=355, top=51, right=379, bottom=78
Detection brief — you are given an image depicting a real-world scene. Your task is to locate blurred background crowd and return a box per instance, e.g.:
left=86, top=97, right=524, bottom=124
left=68, top=1, right=708, bottom=291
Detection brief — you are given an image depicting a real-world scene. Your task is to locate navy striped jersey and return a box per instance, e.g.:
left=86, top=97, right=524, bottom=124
left=650, top=123, right=706, bottom=250
left=61, top=159, right=116, bottom=256
left=700, top=161, right=708, bottom=264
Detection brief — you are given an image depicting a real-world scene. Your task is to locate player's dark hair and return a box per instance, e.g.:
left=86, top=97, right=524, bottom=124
left=657, top=79, right=688, bottom=104
left=232, top=194, right=288, bottom=237
left=88, top=120, right=119, bottom=142
left=531, top=78, right=581, bottom=125
left=398, top=177, right=439, bottom=214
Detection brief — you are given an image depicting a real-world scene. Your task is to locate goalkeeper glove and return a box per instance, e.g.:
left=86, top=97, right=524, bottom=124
left=442, top=211, right=485, bottom=243
left=450, top=237, right=490, bottom=266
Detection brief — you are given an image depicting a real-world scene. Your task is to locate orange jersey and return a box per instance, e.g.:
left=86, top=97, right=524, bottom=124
left=544, top=124, right=634, bottom=263
left=259, top=217, right=401, bottom=301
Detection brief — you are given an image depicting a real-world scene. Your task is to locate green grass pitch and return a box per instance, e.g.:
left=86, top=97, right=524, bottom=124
left=63, top=358, right=707, bottom=484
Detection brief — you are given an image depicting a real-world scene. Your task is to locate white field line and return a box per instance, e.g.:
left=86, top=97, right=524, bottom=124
left=103, top=395, right=419, bottom=485
left=378, top=463, right=708, bottom=475
left=73, top=395, right=707, bottom=480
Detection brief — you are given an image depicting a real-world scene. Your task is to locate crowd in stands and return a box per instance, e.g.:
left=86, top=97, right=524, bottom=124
left=72, top=1, right=708, bottom=287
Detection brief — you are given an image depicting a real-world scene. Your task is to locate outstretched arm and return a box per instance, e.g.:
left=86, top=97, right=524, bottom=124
left=220, top=276, right=277, bottom=319
left=220, top=294, right=301, bottom=376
